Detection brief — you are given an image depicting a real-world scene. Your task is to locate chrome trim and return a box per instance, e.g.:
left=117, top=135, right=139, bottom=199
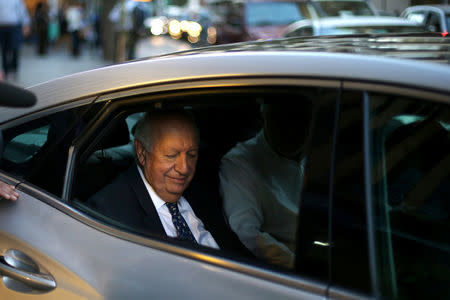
left=328, top=285, right=371, bottom=300
left=343, top=81, right=450, bottom=104
left=94, top=77, right=341, bottom=103
left=15, top=181, right=327, bottom=296
left=61, top=146, right=76, bottom=203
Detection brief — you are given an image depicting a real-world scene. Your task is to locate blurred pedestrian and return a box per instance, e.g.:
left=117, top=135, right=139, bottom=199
left=65, top=1, right=85, bottom=57
left=34, top=2, right=49, bottom=55
left=0, top=0, right=30, bottom=81
left=109, top=0, right=146, bottom=62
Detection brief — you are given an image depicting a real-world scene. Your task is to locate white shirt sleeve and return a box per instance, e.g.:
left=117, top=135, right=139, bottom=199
left=220, top=157, right=294, bottom=268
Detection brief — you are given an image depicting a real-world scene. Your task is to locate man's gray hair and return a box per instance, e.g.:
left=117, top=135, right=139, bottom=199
left=133, top=110, right=199, bottom=152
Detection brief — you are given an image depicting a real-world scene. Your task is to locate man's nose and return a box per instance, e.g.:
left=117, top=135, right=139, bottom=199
left=174, top=154, right=189, bottom=174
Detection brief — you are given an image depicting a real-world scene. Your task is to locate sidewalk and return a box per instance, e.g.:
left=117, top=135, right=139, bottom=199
left=11, top=36, right=191, bottom=88
left=14, top=42, right=111, bottom=88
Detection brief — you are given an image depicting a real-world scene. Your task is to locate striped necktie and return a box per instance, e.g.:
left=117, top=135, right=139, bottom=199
left=166, top=202, right=197, bottom=244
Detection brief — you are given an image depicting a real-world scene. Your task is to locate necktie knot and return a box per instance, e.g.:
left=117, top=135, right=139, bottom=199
left=166, top=202, right=197, bottom=244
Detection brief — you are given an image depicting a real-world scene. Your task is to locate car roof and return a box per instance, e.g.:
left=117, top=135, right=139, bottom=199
left=1, top=34, right=449, bottom=124
left=285, top=16, right=422, bottom=31
left=403, top=5, right=450, bottom=14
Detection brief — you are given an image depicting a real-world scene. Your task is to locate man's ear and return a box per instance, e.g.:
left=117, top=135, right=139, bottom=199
left=135, top=139, right=146, bottom=166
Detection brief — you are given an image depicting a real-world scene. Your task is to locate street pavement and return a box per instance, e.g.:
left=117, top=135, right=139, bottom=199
left=10, top=36, right=192, bottom=88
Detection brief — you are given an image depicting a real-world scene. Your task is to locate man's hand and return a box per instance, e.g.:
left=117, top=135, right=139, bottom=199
left=0, top=181, right=19, bottom=201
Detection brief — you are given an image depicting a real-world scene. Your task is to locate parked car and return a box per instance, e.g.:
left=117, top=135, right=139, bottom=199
left=310, top=0, right=378, bottom=17
left=208, top=0, right=378, bottom=43
left=0, top=34, right=449, bottom=299
left=283, top=16, right=428, bottom=37
left=401, top=5, right=450, bottom=33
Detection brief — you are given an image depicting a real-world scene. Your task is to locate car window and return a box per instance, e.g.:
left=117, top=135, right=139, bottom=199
left=70, top=87, right=341, bottom=275
left=0, top=104, right=100, bottom=197
left=405, top=11, right=427, bottom=24
left=331, top=91, right=372, bottom=293
left=426, top=12, right=441, bottom=32
left=295, top=90, right=339, bottom=282
left=370, top=93, right=450, bottom=299
left=245, top=2, right=303, bottom=27
left=314, top=0, right=375, bottom=17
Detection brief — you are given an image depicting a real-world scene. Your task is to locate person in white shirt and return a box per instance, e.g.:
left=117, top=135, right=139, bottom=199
left=219, top=102, right=311, bottom=268
left=0, top=0, right=30, bottom=80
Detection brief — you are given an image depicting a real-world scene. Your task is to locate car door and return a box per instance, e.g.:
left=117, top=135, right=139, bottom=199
left=296, top=82, right=450, bottom=299
left=1, top=80, right=339, bottom=299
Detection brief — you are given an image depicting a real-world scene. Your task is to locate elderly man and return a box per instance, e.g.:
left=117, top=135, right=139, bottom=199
left=88, top=110, right=246, bottom=252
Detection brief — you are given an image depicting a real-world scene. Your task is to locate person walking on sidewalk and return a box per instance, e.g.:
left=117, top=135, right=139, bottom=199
left=34, top=2, right=49, bottom=55
left=65, top=1, right=85, bottom=57
left=0, top=0, right=30, bottom=81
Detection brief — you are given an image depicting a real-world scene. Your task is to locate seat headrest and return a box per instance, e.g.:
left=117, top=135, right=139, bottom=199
left=95, top=120, right=130, bottom=151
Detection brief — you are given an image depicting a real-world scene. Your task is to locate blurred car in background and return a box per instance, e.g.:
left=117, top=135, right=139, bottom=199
left=310, top=0, right=378, bottom=17
left=207, top=0, right=379, bottom=44
left=283, top=16, right=427, bottom=37
left=207, top=0, right=306, bottom=43
left=401, top=5, right=450, bottom=33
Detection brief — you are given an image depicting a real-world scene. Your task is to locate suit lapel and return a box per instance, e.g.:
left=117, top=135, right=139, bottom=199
left=128, top=165, right=166, bottom=236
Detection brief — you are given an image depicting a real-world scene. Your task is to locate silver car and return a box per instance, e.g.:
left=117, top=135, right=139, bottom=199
left=401, top=5, right=450, bottom=33
left=282, top=16, right=427, bottom=37
left=0, top=34, right=449, bottom=299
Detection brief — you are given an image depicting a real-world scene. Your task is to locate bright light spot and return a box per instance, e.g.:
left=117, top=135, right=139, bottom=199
left=207, top=27, right=217, bottom=44
left=168, top=20, right=181, bottom=36
left=313, top=241, right=330, bottom=247
left=188, top=35, right=199, bottom=43
left=187, top=22, right=202, bottom=38
left=180, top=20, right=190, bottom=32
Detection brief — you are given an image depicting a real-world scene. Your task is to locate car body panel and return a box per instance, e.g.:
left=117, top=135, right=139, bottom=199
left=0, top=183, right=326, bottom=299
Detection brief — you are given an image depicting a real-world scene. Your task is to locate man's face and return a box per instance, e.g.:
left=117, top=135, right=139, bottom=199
left=136, top=118, right=198, bottom=203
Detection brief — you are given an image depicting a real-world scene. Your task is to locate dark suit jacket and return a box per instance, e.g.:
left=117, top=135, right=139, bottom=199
left=87, top=164, right=249, bottom=254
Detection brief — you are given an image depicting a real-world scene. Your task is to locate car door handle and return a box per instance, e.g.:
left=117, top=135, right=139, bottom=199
left=0, top=249, right=56, bottom=291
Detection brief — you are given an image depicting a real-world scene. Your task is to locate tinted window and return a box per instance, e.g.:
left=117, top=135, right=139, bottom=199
left=0, top=105, right=99, bottom=197
left=331, top=91, right=371, bottom=293
left=370, top=93, right=450, bottom=299
left=71, top=87, right=337, bottom=274
left=245, top=2, right=302, bottom=26
left=315, top=0, right=375, bottom=17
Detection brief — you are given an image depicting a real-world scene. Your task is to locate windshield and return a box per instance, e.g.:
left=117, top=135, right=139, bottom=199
left=246, top=2, right=303, bottom=26
left=319, top=25, right=429, bottom=35
left=315, top=0, right=375, bottom=17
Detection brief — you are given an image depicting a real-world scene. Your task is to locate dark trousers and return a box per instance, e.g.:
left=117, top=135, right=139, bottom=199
left=0, top=25, right=22, bottom=75
left=71, top=30, right=80, bottom=56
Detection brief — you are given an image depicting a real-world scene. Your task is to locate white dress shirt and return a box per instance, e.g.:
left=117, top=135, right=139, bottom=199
left=137, top=166, right=219, bottom=249
left=0, top=0, right=30, bottom=26
left=220, top=130, right=304, bottom=268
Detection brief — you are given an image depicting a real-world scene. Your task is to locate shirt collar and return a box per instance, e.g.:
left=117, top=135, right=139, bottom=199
left=137, top=164, right=188, bottom=210
left=137, top=165, right=168, bottom=210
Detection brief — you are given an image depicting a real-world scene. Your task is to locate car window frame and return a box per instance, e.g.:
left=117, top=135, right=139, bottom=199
left=60, top=80, right=345, bottom=296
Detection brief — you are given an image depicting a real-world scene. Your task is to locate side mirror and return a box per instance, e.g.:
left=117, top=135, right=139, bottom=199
left=0, top=82, right=37, bottom=108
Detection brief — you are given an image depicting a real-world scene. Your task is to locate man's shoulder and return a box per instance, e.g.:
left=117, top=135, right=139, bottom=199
left=222, top=133, right=261, bottom=162
left=87, top=165, right=139, bottom=206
